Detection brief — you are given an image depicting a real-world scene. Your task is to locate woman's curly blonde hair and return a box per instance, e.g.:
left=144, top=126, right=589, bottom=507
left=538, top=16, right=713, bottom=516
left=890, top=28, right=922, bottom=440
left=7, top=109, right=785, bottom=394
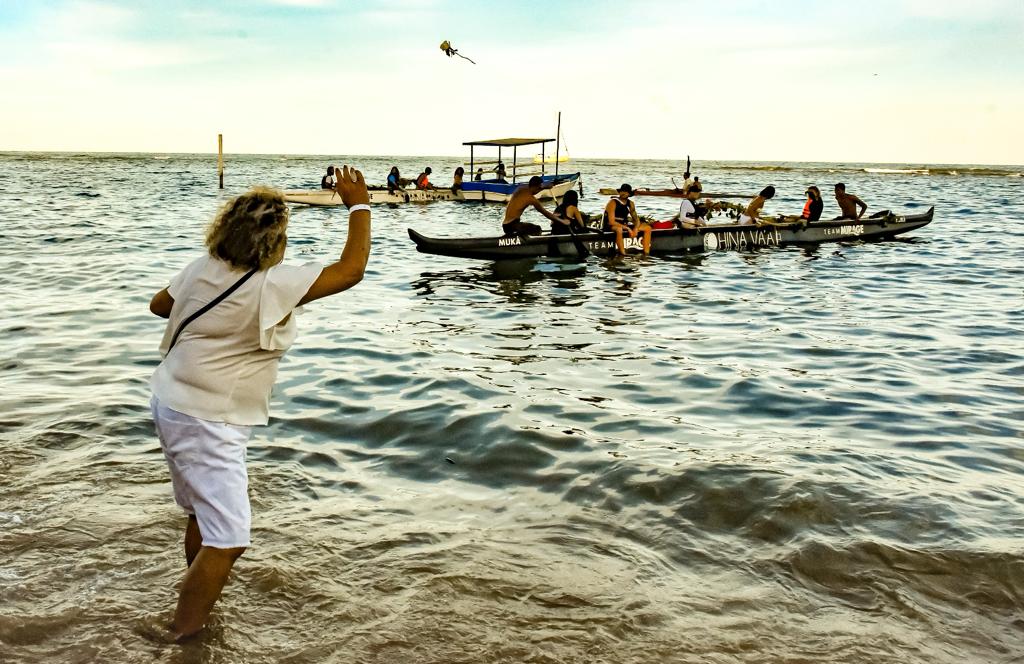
left=205, top=187, right=290, bottom=271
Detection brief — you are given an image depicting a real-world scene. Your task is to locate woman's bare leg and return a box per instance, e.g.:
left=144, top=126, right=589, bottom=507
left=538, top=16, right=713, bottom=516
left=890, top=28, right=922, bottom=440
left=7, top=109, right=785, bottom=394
left=185, top=515, right=202, bottom=567
left=171, top=546, right=246, bottom=639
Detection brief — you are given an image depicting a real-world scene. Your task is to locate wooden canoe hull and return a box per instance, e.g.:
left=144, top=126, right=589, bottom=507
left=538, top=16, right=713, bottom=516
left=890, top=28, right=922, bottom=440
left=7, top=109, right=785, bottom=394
left=283, top=187, right=460, bottom=206
left=407, top=207, right=934, bottom=261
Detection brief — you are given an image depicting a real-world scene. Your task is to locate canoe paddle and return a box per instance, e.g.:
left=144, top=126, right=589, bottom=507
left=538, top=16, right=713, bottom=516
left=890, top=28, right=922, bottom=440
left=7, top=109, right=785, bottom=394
left=566, top=223, right=590, bottom=258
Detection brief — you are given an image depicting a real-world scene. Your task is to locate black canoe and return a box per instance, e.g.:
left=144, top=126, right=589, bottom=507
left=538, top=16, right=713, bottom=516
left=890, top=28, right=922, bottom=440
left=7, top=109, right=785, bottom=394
left=408, top=207, right=934, bottom=261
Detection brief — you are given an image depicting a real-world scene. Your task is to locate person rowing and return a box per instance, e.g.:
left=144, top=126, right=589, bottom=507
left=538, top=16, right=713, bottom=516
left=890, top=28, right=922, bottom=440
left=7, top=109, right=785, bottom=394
left=738, top=185, right=775, bottom=225
left=603, top=184, right=651, bottom=255
left=550, top=189, right=588, bottom=235
left=502, top=175, right=562, bottom=236
left=833, top=182, right=867, bottom=220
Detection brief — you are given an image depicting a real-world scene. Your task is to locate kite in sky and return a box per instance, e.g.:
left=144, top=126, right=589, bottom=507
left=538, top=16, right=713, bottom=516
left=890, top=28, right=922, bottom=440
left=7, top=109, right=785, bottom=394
left=440, top=40, right=476, bottom=65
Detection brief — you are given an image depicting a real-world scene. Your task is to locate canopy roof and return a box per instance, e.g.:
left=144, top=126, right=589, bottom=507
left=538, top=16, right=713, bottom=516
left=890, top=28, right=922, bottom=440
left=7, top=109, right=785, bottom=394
left=463, top=137, right=555, bottom=147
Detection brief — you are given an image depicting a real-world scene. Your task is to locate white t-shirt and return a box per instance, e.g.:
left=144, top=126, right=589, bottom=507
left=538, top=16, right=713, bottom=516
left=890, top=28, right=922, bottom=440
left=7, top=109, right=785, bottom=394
left=151, top=255, right=323, bottom=425
left=679, top=198, right=698, bottom=220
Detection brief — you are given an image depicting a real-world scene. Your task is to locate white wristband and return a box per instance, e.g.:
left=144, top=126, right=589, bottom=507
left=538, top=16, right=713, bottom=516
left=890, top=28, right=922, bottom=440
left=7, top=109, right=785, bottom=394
left=348, top=204, right=371, bottom=214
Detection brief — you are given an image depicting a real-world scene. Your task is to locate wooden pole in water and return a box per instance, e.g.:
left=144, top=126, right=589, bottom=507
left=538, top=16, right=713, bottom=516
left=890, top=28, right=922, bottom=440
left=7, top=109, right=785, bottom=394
left=554, top=111, right=561, bottom=178
left=218, top=134, right=224, bottom=189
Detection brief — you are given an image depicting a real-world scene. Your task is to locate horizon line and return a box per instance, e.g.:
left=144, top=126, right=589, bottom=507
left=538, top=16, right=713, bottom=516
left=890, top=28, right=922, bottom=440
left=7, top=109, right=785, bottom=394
left=1, top=150, right=1021, bottom=169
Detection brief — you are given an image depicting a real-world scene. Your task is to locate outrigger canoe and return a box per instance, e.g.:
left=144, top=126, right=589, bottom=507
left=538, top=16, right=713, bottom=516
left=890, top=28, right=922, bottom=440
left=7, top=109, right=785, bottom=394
left=408, top=207, right=934, bottom=260
left=283, top=187, right=461, bottom=206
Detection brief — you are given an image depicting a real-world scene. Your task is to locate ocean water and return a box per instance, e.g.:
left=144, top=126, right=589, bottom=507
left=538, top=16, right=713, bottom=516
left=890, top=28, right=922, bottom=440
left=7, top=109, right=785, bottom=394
left=0, top=152, right=1022, bottom=663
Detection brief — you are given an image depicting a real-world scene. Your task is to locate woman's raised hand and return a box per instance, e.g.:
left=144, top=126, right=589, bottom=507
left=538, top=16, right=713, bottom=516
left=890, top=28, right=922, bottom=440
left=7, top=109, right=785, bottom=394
left=333, top=165, right=370, bottom=209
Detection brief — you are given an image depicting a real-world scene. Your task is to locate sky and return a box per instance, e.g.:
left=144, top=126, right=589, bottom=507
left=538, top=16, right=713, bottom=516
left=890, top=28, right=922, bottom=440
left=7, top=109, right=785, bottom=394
left=0, top=0, right=1022, bottom=164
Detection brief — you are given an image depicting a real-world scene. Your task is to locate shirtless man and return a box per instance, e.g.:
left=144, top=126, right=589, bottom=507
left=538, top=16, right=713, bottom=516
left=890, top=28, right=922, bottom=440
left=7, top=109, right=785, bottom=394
left=739, top=186, right=775, bottom=225
left=834, top=182, right=867, bottom=220
left=502, top=176, right=562, bottom=236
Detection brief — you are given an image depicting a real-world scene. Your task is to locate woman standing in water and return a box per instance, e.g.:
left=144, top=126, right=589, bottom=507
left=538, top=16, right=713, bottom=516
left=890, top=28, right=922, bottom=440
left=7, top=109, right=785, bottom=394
left=148, top=166, right=371, bottom=640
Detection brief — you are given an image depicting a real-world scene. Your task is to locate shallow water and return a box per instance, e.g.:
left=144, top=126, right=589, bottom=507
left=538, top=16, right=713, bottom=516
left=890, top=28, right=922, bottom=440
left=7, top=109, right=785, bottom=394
left=1, top=152, right=1022, bottom=663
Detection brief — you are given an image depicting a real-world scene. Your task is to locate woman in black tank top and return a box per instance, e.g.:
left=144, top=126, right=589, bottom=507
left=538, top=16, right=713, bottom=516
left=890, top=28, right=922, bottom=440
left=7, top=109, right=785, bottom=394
left=551, top=190, right=587, bottom=235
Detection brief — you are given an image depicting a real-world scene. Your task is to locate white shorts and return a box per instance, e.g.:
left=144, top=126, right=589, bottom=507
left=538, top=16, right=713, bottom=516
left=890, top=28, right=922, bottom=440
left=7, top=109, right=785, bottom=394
left=151, top=396, right=253, bottom=549
left=738, top=214, right=754, bottom=225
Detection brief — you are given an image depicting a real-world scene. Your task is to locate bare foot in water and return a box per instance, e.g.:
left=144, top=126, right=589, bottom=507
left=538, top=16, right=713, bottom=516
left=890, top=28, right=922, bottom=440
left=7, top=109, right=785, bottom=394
left=135, top=614, right=190, bottom=644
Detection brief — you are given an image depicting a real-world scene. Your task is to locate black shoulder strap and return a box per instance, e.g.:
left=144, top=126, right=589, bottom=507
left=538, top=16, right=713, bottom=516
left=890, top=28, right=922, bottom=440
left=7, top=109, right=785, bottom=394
left=167, top=267, right=259, bottom=353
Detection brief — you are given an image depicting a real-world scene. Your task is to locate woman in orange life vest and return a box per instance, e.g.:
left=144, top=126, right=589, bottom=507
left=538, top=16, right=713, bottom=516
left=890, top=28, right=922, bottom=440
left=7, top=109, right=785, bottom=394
left=802, top=186, right=823, bottom=221
left=603, top=184, right=652, bottom=256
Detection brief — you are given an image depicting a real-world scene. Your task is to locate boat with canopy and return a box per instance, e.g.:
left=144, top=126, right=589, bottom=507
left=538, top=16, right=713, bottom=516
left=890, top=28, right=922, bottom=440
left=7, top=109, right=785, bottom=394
left=460, top=137, right=579, bottom=203
left=281, top=137, right=580, bottom=207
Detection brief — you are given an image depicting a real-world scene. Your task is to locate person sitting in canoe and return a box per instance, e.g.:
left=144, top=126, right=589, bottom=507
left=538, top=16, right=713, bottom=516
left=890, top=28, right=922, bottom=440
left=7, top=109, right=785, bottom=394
left=415, top=167, right=434, bottom=190
left=474, top=168, right=484, bottom=182
left=604, top=184, right=652, bottom=255
left=551, top=190, right=588, bottom=235
left=493, top=162, right=507, bottom=183
left=320, top=166, right=336, bottom=190
left=680, top=170, right=692, bottom=193
left=739, top=186, right=775, bottom=225
left=665, top=189, right=706, bottom=229
left=502, top=176, right=562, bottom=236
left=386, top=167, right=405, bottom=194
left=451, top=167, right=464, bottom=193
left=803, top=186, right=824, bottom=222
left=833, top=182, right=867, bottom=220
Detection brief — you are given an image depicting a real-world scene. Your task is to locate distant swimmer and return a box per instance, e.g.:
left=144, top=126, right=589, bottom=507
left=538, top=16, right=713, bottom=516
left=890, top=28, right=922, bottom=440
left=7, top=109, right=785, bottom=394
left=320, top=166, right=335, bottom=190
left=502, top=176, right=562, bottom=236
left=415, top=167, right=434, bottom=190
left=603, top=184, right=652, bottom=255
left=833, top=182, right=867, bottom=220
left=739, top=186, right=775, bottom=225
left=802, top=186, right=824, bottom=222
